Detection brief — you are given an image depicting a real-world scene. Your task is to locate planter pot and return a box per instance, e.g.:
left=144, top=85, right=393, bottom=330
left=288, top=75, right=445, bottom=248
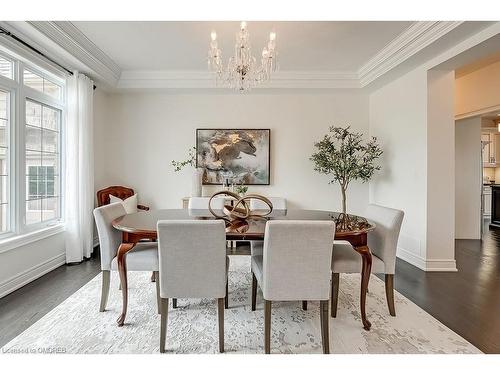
left=191, top=168, right=204, bottom=197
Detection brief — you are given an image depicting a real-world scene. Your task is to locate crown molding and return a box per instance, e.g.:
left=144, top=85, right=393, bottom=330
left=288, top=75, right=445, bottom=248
left=358, top=21, right=463, bottom=87
left=26, top=21, right=121, bottom=87
left=117, top=70, right=361, bottom=90
left=7, top=21, right=468, bottom=91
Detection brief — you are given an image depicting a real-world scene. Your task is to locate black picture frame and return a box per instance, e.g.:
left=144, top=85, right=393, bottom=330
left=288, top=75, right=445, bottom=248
left=196, top=128, right=271, bottom=185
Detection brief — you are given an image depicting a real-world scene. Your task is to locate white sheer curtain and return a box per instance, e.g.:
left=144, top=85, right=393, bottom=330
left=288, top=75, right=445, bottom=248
left=65, top=72, right=95, bottom=263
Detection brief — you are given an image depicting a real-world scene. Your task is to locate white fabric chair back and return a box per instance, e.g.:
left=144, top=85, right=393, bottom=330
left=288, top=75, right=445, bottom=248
left=157, top=220, right=227, bottom=298
left=93, top=203, right=127, bottom=271
left=262, top=220, right=334, bottom=301
left=188, top=197, right=224, bottom=210
left=250, top=197, right=287, bottom=211
left=365, top=204, right=404, bottom=274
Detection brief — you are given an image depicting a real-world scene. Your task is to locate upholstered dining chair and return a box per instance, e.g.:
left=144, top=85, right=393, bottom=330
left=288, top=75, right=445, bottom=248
left=96, top=185, right=150, bottom=211
left=157, top=220, right=228, bottom=353
left=97, top=185, right=155, bottom=281
left=330, top=204, right=404, bottom=319
left=249, top=196, right=287, bottom=211
left=249, top=197, right=287, bottom=258
left=184, top=196, right=229, bottom=310
left=188, top=196, right=224, bottom=210
left=188, top=197, right=229, bottom=309
left=251, top=220, right=335, bottom=354
left=93, top=203, right=160, bottom=314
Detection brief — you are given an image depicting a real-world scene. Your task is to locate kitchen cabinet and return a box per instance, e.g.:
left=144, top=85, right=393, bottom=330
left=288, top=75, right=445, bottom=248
left=482, top=133, right=491, bottom=163
left=494, top=134, right=500, bottom=164
left=484, top=185, right=492, bottom=217
left=482, top=131, right=500, bottom=166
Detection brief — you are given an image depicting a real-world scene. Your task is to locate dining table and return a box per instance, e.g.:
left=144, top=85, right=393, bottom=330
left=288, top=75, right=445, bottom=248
left=111, top=208, right=376, bottom=330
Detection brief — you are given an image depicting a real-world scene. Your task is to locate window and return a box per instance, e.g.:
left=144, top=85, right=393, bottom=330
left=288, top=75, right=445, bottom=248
left=0, top=90, right=9, bottom=233
left=24, top=69, right=62, bottom=99
left=0, top=56, right=13, bottom=79
left=25, top=100, right=61, bottom=225
left=0, top=44, right=66, bottom=239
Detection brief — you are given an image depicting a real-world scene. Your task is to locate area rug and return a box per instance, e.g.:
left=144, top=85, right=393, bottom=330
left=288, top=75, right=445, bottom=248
left=1, top=256, right=480, bottom=354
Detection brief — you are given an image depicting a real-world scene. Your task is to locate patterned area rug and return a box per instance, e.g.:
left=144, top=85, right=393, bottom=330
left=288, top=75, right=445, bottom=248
left=1, top=256, right=480, bottom=354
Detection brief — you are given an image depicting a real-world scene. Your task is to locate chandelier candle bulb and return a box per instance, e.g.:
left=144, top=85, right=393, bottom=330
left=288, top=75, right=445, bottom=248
left=207, top=22, right=278, bottom=91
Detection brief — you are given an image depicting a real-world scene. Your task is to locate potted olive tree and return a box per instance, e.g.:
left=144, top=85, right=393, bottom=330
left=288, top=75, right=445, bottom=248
left=310, top=126, right=382, bottom=228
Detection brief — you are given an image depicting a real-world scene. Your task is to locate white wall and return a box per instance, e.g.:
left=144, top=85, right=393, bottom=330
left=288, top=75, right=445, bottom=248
left=456, top=60, right=500, bottom=117
left=94, top=91, right=370, bottom=214
left=426, top=70, right=456, bottom=269
left=455, top=117, right=482, bottom=239
left=369, top=67, right=457, bottom=271
left=0, top=231, right=65, bottom=298
left=369, top=68, right=429, bottom=269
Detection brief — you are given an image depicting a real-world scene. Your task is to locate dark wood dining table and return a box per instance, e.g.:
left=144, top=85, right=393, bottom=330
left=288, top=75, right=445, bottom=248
left=112, top=208, right=376, bottom=330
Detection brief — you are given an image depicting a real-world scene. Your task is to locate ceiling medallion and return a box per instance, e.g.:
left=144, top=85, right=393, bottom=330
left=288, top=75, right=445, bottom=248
left=207, top=22, right=278, bottom=92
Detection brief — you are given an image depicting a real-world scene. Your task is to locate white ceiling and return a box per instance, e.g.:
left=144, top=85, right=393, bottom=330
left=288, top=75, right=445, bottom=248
left=73, top=21, right=413, bottom=72
left=8, top=20, right=489, bottom=90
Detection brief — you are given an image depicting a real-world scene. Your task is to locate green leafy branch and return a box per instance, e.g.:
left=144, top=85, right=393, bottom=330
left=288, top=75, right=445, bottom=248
left=172, top=146, right=197, bottom=172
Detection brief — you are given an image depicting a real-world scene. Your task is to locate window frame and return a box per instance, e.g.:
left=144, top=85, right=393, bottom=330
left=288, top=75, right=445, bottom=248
left=0, top=44, right=66, bottom=240
left=0, top=85, right=14, bottom=239
left=20, top=61, right=65, bottom=232
left=0, top=50, right=15, bottom=81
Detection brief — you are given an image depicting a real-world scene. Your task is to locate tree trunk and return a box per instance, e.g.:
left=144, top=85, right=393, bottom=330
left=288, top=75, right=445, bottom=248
left=341, top=185, right=347, bottom=215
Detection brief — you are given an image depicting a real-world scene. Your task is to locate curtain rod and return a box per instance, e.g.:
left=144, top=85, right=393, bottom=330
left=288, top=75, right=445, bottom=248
left=0, top=26, right=97, bottom=90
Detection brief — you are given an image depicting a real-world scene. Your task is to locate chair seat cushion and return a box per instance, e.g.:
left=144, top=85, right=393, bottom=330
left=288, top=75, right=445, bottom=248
left=331, top=241, right=385, bottom=274
left=251, top=255, right=264, bottom=285
left=111, top=242, right=159, bottom=271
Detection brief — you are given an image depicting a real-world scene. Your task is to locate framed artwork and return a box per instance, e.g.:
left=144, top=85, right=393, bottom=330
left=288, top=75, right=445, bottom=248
left=196, top=128, right=270, bottom=185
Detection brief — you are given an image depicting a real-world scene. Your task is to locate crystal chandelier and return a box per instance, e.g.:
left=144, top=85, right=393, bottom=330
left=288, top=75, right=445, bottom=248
left=208, top=22, right=278, bottom=91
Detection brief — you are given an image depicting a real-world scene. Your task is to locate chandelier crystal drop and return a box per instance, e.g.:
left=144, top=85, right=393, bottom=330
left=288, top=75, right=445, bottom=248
left=208, top=22, right=278, bottom=92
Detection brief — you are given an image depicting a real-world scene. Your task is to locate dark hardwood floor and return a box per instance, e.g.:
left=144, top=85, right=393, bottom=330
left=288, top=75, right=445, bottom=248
left=379, top=226, right=500, bottom=354
left=1, top=232, right=499, bottom=353
left=0, top=251, right=101, bottom=347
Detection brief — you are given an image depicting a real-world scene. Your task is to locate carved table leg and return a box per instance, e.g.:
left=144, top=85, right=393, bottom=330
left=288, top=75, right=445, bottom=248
left=116, top=242, right=136, bottom=327
left=355, top=245, right=372, bottom=331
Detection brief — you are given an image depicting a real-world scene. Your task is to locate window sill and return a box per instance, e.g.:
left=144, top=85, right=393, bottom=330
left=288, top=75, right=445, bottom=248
left=0, top=223, right=65, bottom=254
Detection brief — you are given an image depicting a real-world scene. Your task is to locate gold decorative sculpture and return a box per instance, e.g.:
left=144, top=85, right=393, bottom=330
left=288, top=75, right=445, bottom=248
left=208, top=191, right=273, bottom=221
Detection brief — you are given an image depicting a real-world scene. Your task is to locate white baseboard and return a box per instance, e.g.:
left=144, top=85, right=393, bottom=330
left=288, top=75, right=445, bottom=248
left=397, top=247, right=427, bottom=270
left=424, top=259, right=458, bottom=272
left=397, top=247, right=457, bottom=272
left=0, top=253, right=66, bottom=298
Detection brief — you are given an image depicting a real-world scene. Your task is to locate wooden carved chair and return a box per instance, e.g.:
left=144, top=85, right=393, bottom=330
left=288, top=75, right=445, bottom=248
left=96, top=185, right=150, bottom=211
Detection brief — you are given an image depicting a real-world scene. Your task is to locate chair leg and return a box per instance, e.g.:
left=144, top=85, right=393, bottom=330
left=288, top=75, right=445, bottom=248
left=99, top=270, right=110, bottom=312
left=385, top=274, right=396, bottom=316
left=218, top=298, right=225, bottom=353
left=154, top=271, right=160, bottom=314
left=330, top=272, right=340, bottom=318
left=302, top=301, right=308, bottom=310
left=225, top=275, right=229, bottom=309
left=264, top=300, right=272, bottom=354
left=320, top=300, right=330, bottom=354
left=151, top=271, right=156, bottom=282
left=160, top=298, right=169, bottom=353
left=172, top=298, right=177, bottom=308
left=251, top=272, right=257, bottom=311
